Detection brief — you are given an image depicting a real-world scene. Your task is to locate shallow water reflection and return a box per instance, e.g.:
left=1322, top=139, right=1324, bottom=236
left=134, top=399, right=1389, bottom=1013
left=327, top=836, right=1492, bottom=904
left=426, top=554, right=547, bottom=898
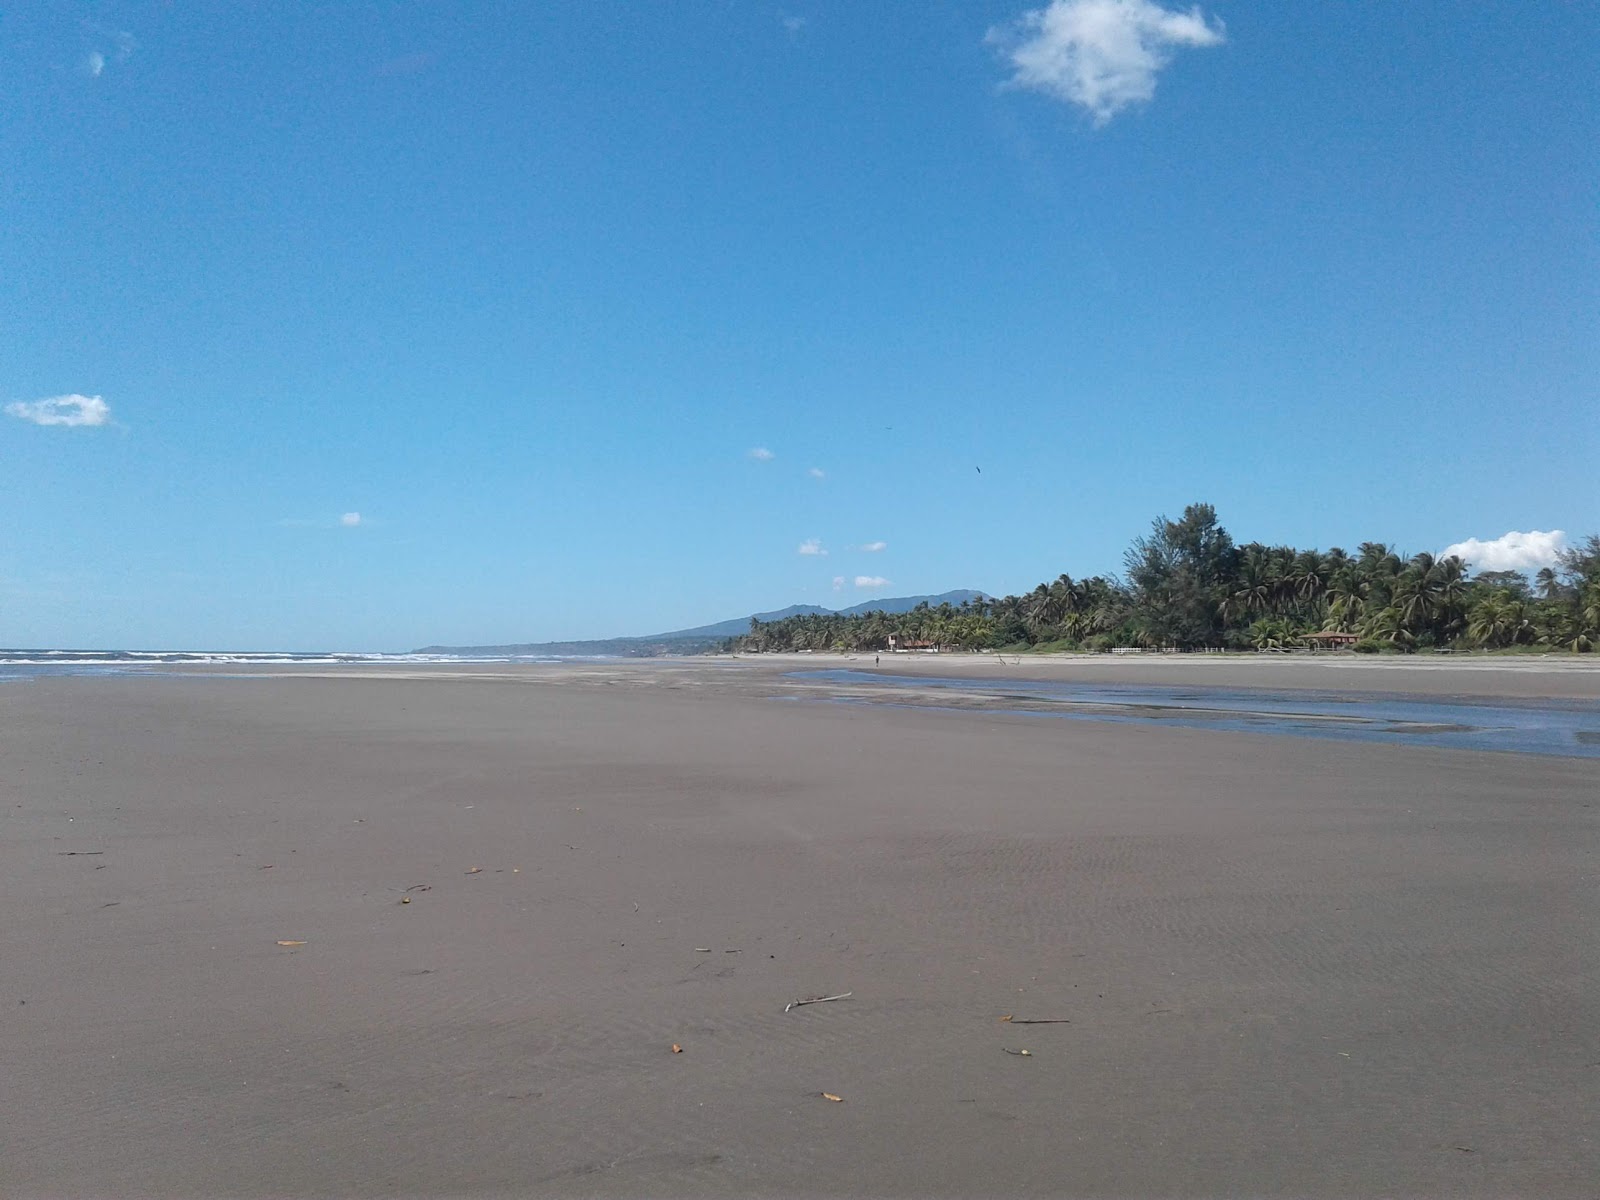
left=790, top=670, right=1600, bottom=759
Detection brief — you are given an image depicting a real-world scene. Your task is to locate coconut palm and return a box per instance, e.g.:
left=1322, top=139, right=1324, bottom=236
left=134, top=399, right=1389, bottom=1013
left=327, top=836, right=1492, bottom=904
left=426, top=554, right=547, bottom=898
left=1325, top=567, right=1367, bottom=631
left=1467, top=594, right=1532, bottom=648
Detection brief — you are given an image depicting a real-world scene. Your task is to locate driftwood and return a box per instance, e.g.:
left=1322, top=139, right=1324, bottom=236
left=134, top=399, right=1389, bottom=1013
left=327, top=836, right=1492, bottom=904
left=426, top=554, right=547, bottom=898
left=785, top=992, right=852, bottom=1013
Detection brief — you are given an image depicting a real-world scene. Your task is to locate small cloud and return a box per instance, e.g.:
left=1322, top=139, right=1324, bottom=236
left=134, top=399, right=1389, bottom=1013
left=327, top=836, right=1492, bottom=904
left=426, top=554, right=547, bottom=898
left=5, top=393, right=112, bottom=427
left=859, top=541, right=887, bottom=553
left=277, top=513, right=374, bottom=530
left=988, top=0, right=1225, bottom=125
left=808, top=467, right=826, bottom=479
left=782, top=15, right=807, bottom=35
left=798, top=538, right=828, bottom=557
left=1442, top=530, right=1567, bottom=573
left=832, top=575, right=846, bottom=591
left=81, top=26, right=135, bottom=78
left=748, top=447, right=775, bottom=461
left=855, top=575, right=890, bottom=589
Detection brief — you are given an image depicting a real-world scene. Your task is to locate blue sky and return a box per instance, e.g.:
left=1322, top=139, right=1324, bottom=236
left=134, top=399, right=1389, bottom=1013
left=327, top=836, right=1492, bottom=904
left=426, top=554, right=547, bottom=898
left=3, top=2, right=1595, bottom=651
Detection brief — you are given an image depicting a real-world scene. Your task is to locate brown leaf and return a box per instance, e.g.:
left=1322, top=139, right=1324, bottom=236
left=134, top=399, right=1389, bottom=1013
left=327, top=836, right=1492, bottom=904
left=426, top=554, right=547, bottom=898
left=276, top=940, right=306, bottom=947
left=821, top=1093, right=843, bottom=1102
left=671, top=1044, right=682, bottom=1054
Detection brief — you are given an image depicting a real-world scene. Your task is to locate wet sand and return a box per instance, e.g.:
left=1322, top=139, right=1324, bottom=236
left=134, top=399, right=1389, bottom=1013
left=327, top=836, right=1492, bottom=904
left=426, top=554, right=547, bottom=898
left=3, top=659, right=1597, bottom=1196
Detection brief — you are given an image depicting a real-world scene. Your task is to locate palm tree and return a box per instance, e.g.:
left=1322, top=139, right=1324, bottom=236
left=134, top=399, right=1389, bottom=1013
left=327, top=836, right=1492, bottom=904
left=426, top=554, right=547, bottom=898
left=1223, top=548, right=1274, bottom=621
left=1467, top=594, right=1531, bottom=648
left=1290, top=550, right=1328, bottom=604
left=1325, top=567, right=1367, bottom=632
left=1362, top=606, right=1413, bottom=647
left=1433, top=556, right=1470, bottom=640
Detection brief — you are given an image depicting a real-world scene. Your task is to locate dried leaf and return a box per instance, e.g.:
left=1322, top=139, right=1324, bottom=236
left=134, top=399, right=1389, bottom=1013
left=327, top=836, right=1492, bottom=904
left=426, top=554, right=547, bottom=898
left=276, top=940, right=307, bottom=947
left=465, top=867, right=483, bottom=874
left=821, top=1093, right=843, bottom=1102
left=671, top=1044, right=682, bottom=1054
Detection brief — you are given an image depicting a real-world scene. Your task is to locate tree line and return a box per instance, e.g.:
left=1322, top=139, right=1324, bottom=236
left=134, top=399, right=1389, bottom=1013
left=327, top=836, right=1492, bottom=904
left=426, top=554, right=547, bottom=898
left=732, top=504, right=1600, bottom=655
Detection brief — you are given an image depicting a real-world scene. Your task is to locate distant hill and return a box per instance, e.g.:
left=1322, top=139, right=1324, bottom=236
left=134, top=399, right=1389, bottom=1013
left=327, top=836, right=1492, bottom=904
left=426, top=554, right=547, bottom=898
left=414, top=590, right=986, bottom=657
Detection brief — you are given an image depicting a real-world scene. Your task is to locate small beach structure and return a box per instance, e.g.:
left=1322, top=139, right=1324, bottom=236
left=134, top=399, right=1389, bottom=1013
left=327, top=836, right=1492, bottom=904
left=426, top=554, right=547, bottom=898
left=887, top=636, right=939, bottom=653
left=1302, top=630, right=1359, bottom=650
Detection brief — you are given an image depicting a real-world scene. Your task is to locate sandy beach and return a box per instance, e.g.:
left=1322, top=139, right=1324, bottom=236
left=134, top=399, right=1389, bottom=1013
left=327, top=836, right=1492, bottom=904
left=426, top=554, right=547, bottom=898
left=3, top=656, right=1597, bottom=1197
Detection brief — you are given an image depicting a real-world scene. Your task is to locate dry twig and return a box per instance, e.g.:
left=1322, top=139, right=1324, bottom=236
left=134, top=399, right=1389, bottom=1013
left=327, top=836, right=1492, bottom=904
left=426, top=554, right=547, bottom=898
left=785, top=992, right=852, bottom=1013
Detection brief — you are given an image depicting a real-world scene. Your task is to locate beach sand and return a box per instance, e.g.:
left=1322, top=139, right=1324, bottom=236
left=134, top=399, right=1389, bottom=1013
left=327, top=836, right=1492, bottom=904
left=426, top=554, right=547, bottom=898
left=2, top=658, right=1596, bottom=1196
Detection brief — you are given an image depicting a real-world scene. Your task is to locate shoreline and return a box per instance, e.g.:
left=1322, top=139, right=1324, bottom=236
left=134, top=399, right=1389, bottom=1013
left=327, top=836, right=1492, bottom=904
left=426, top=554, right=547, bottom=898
left=63, top=647, right=1597, bottom=701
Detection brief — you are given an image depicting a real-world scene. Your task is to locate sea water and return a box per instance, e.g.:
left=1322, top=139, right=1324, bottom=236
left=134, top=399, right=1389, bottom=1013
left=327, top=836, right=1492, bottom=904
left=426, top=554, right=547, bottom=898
left=791, top=669, right=1600, bottom=760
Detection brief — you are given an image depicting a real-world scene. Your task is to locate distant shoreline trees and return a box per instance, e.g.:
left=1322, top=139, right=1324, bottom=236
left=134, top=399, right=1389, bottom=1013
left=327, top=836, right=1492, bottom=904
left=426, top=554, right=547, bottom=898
left=730, top=505, right=1600, bottom=655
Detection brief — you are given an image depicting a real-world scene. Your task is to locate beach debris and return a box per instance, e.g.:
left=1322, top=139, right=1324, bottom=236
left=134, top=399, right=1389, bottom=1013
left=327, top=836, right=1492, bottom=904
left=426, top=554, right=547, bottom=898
left=695, top=948, right=712, bottom=953
left=1002, top=1048, right=1032, bottom=1057
left=785, top=992, right=852, bottom=1013
left=259, top=864, right=274, bottom=869
left=465, top=866, right=483, bottom=874
left=1000, top=1016, right=1070, bottom=1024
left=821, top=1093, right=844, bottom=1102
left=403, top=884, right=431, bottom=892
left=400, top=897, right=411, bottom=904
left=1455, top=1146, right=1475, bottom=1154
left=57, top=851, right=104, bottom=856
left=671, top=1044, right=683, bottom=1054
left=276, top=940, right=307, bottom=947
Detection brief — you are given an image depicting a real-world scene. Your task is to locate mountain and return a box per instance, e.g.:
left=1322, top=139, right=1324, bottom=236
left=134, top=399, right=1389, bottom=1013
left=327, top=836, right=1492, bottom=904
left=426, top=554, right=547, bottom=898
left=413, top=590, right=986, bottom=657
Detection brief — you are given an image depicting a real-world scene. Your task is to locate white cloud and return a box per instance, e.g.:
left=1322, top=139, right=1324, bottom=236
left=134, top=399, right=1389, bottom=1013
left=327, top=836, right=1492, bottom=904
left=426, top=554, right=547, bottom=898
left=798, top=538, right=828, bottom=557
left=1442, top=530, right=1567, bottom=573
left=989, top=0, right=1225, bottom=125
left=748, top=447, right=775, bottom=461
left=832, top=575, right=846, bottom=591
left=808, top=466, right=826, bottom=479
left=859, top=541, right=887, bottom=552
left=340, top=512, right=363, bottom=528
left=82, top=28, right=135, bottom=78
left=5, top=393, right=112, bottom=427
left=782, top=15, right=807, bottom=34
left=855, top=575, right=890, bottom=589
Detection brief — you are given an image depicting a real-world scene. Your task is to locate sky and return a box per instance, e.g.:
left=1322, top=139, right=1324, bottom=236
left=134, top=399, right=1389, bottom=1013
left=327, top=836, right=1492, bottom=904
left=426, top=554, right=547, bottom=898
left=2, top=1, right=1596, bottom=651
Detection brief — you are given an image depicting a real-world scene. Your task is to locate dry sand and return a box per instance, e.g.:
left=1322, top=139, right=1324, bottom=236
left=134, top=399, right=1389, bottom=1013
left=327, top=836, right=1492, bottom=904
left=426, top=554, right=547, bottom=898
left=2, top=658, right=1596, bottom=1197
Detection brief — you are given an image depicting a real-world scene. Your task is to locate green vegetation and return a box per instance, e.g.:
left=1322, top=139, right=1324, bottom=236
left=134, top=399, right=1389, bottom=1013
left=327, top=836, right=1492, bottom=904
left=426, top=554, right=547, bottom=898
left=732, top=505, right=1600, bottom=655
